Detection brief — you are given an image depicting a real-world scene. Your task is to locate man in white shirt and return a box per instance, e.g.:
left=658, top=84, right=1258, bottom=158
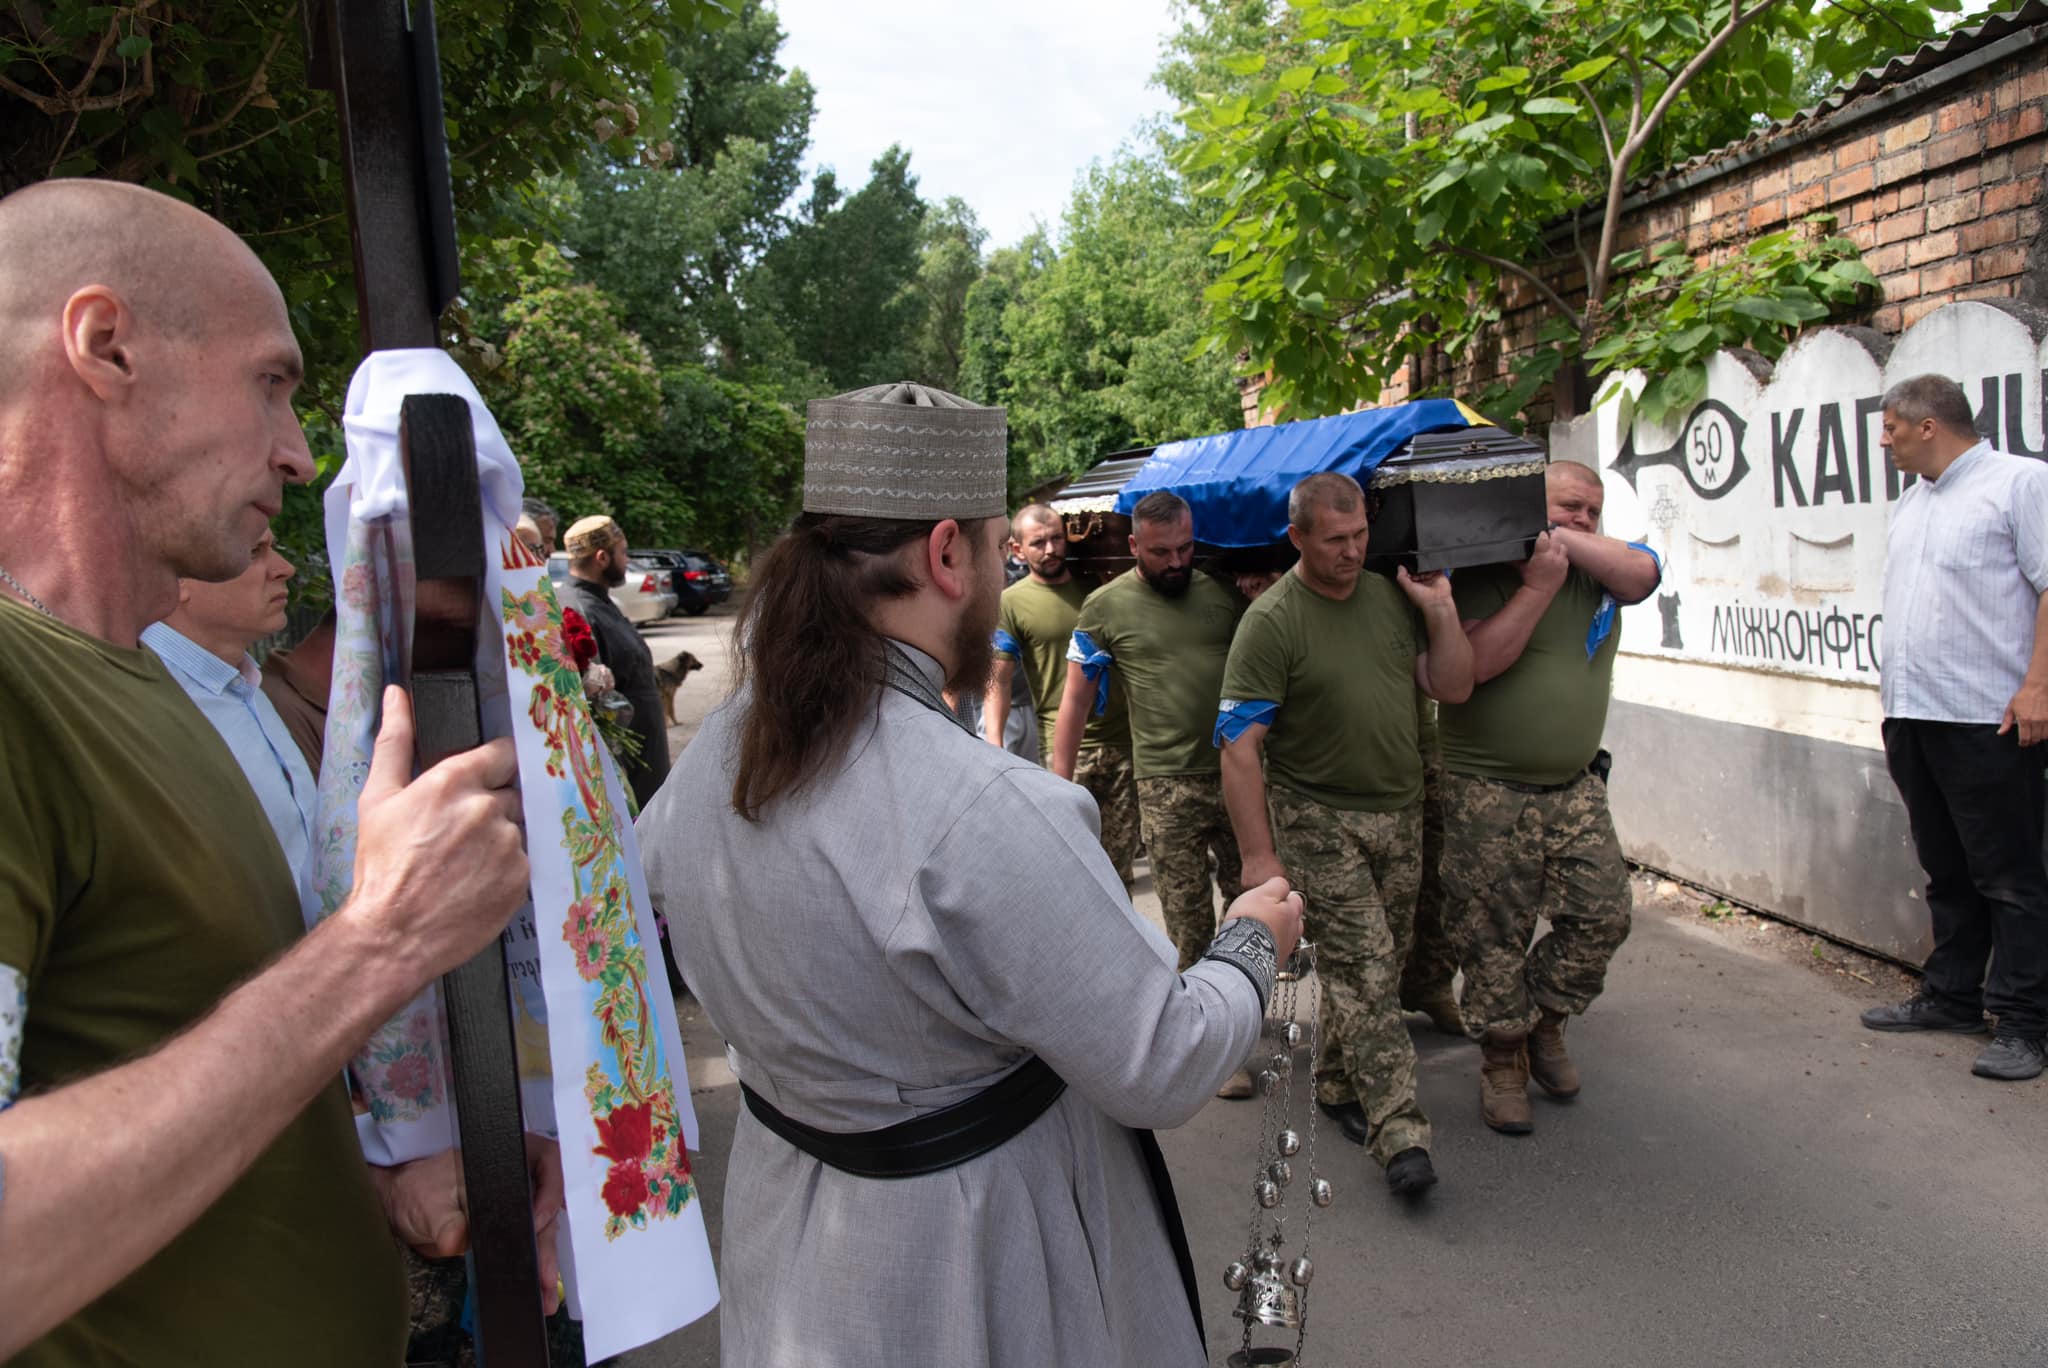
left=1863, top=373, right=2048, bottom=1082
left=143, top=530, right=320, bottom=926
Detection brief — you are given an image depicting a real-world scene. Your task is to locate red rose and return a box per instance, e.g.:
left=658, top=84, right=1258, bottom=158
left=561, top=607, right=598, bottom=670
left=593, top=1100, right=653, bottom=1164
left=601, top=1159, right=649, bottom=1217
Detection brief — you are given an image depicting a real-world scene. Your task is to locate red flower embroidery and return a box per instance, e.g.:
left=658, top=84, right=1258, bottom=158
left=601, top=1159, right=650, bottom=1217
left=594, top=1100, right=654, bottom=1164
left=564, top=896, right=609, bottom=981
left=385, top=1052, right=433, bottom=1100
left=561, top=607, right=598, bottom=671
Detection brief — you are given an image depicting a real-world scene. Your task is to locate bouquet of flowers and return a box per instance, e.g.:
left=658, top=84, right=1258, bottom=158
left=561, top=606, right=642, bottom=781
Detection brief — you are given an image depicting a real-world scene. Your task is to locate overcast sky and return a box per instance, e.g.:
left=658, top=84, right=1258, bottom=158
left=770, top=0, right=1182, bottom=250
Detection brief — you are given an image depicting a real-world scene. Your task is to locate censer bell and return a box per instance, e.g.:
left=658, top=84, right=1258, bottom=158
left=1231, top=937, right=1321, bottom=1368
left=1233, top=1266, right=1301, bottom=1329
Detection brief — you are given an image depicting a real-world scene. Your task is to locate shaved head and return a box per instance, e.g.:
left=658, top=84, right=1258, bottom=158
left=1545, top=461, right=1601, bottom=492
left=0, top=180, right=313, bottom=639
left=1011, top=502, right=1060, bottom=539
left=0, top=181, right=278, bottom=403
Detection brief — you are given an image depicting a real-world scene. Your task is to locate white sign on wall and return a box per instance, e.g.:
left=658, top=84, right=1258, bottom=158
left=1597, top=302, right=2048, bottom=685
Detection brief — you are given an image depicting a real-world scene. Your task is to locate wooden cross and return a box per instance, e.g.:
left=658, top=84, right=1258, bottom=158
left=304, top=3, right=550, bottom=1362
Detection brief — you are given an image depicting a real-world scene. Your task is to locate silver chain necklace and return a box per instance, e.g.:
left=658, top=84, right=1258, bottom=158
left=0, top=562, right=52, bottom=617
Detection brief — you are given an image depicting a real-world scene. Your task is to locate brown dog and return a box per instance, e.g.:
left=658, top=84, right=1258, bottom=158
left=655, top=650, right=705, bottom=725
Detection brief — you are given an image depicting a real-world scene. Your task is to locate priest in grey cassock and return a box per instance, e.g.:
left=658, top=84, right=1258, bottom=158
left=638, top=382, right=1304, bottom=1367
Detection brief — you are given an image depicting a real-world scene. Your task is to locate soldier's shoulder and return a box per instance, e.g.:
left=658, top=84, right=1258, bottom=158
left=1079, top=569, right=1137, bottom=613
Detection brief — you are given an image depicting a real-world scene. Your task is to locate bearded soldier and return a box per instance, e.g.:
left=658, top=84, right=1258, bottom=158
left=638, top=383, right=1302, bottom=1368
left=985, top=502, right=1140, bottom=881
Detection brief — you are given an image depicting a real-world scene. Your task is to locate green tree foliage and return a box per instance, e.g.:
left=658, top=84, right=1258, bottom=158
left=650, top=368, right=805, bottom=558
left=902, top=197, right=988, bottom=391
left=1, top=0, right=727, bottom=603
left=568, top=0, right=814, bottom=367
left=1, top=0, right=729, bottom=412
left=1176, top=0, right=1974, bottom=423
left=957, top=236, right=1051, bottom=409
left=751, top=145, right=929, bottom=390
left=971, top=149, right=1244, bottom=494
left=494, top=249, right=680, bottom=543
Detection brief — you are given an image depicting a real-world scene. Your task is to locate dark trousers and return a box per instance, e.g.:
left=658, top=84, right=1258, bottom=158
left=1882, top=719, right=2048, bottom=1038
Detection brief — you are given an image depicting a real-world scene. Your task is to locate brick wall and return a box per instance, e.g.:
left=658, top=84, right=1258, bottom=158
left=1242, top=13, right=2048, bottom=427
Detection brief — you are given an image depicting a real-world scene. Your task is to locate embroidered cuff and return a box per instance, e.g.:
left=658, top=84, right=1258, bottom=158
left=1201, top=916, right=1278, bottom=1012
left=1214, top=698, right=1279, bottom=747
left=992, top=628, right=1022, bottom=660
left=1066, top=630, right=1113, bottom=716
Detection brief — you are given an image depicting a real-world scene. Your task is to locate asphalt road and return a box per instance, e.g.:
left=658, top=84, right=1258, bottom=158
left=621, top=610, right=2048, bottom=1368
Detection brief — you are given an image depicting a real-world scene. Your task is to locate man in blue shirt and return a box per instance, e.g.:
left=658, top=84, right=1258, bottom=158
left=142, top=529, right=320, bottom=927
left=1862, top=373, right=2048, bottom=1082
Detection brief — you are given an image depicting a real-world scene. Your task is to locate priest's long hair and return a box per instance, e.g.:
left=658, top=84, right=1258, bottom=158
left=730, top=512, right=983, bottom=820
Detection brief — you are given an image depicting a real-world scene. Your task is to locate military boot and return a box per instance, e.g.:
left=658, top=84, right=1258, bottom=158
left=1479, top=1028, right=1533, bottom=1135
left=1528, top=1008, right=1581, bottom=1098
left=1404, top=988, right=1466, bottom=1037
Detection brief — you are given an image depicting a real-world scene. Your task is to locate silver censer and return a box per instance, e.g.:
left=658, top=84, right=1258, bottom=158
left=1224, top=939, right=1326, bottom=1368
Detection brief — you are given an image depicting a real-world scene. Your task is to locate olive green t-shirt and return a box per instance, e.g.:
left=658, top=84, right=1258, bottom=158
left=1221, top=570, right=1425, bottom=812
left=1072, top=569, right=1242, bottom=779
left=1438, top=563, right=1619, bottom=785
left=0, top=599, right=407, bottom=1367
left=994, top=575, right=1131, bottom=754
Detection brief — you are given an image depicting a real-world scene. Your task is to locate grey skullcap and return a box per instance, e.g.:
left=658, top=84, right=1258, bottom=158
left=804, top=381, right=1007, bottom=520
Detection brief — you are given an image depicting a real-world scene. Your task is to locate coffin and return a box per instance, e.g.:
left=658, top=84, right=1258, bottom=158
left=1364, top=427, right=1548, bottom=574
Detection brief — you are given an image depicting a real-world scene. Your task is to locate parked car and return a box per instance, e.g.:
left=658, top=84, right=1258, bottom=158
left=642, top=548, right=734, bottom=616
left=546, top=553, right=677, bottom=625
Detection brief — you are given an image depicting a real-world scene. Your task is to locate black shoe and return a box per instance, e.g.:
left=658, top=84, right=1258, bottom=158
left=1316, top=1099, right=1371, bottom=1146
left=1385, top=1147, right=1438, bottom=1197
left=1859, top=994, right=1987, bottom=1034
left=1972, top=1034, right=2047, bottom=1081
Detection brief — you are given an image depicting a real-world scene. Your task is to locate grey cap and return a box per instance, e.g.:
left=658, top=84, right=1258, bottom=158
left=804, top=382, right=1007, bottom=520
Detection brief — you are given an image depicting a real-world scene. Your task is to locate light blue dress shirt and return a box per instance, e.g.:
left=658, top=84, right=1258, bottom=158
left=1881, top=441, right=2048, bottom=724
left=141, top=622, right=323, bottom=928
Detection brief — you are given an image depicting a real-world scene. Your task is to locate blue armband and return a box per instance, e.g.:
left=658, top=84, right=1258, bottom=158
left=1585, top=541, right=1663, bottom=659
left=991, top=628, right=1022, bottom=659
left=1213, top=698, right=1279, bottom=747
left=1066, top=630, right=1113, bottom=716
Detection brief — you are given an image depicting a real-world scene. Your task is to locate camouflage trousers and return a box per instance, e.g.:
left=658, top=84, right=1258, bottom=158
left=1072, top=744, right=1141, bottom=884
left=1402, top=741, right=1461, bottom=1003
left=1438, top=770, right=1633, bottom=1038
left=1268, top=787, right=1430, bottom=1167
left=1136, top=773, right=1243, bottom=970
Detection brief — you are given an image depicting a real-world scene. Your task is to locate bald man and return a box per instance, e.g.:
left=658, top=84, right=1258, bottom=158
left=0, top=181, right=541, bottom=1364
left=1436, top=461, right=1661, bottom=1137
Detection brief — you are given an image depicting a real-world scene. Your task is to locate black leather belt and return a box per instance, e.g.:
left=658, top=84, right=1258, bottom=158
left=739, top=1055, right=1067, bottom=1179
